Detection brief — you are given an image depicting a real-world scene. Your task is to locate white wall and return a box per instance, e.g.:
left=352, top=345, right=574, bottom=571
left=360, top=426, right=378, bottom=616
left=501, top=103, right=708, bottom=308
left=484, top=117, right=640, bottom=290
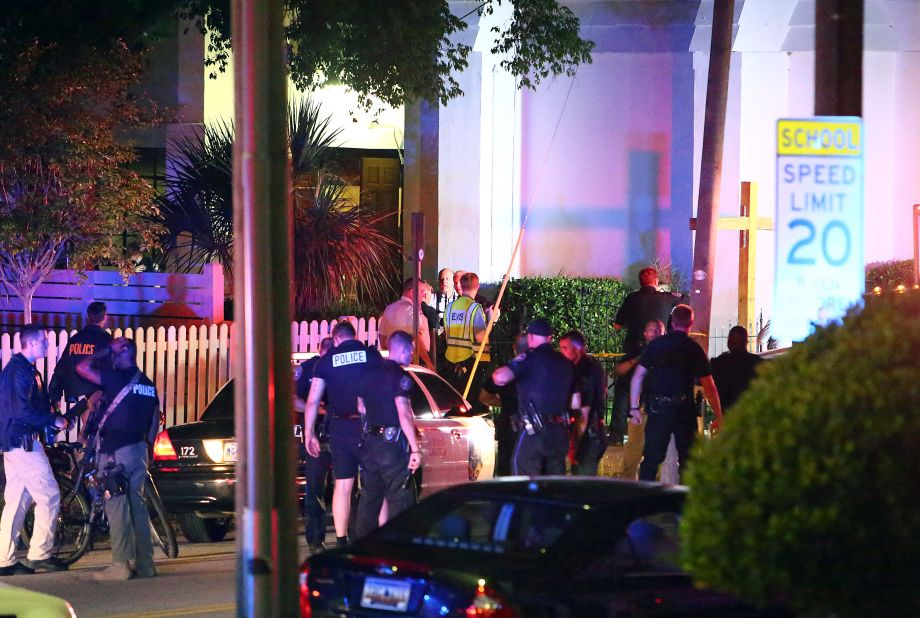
left=517, top=52, right=695, bottom=281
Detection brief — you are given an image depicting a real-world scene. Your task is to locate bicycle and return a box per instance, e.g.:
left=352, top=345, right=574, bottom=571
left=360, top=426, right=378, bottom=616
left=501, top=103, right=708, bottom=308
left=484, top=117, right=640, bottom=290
left=0, top=441, right=178, bottom=565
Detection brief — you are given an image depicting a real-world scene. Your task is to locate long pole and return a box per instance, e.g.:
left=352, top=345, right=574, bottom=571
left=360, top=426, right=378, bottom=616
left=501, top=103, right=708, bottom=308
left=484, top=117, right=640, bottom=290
left=232, top=0, right=296, bottom=615
left=462, top=218, right=528, bottom=400
left=688, top=0, right=734, bottom=351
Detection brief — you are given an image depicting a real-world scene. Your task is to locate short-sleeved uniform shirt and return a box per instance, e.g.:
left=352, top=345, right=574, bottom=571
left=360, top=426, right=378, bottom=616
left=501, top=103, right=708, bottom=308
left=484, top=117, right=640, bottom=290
left=573, top=354, right=607, bottom=423
left=507, top=343, right=574, bottom=419
left=615, top=286, right=685, bottom=354
left=711, top=350, right=763, bottom=411
left=295, top=355, right=329, bottom=437
left=98, top=365, right=160, bottom=454
left=49, top=324, right=112, bottom=402
left=312, top=339, right=381, bottom=418
left=638, top=331, right=711, bottom=399
left=359, top=359, right=413, bottom=427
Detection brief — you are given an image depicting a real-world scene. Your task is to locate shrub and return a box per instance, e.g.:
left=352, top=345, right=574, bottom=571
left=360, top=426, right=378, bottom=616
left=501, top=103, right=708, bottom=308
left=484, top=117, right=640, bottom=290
left=680, top=292, right=920, bottom=617
left=488, top=276, right=631, bottom=363
left=865, top=258, right=915, bottom=291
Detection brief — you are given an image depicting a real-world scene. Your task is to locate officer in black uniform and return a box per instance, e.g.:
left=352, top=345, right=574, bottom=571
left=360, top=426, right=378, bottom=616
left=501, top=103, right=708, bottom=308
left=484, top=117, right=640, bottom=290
left=492, top=318, right=574, bottom=476
left=77, top=337, right=161, bottom=580
left=355, top=330, right=421, bottom=538
left=481, top=333, right=528, bottom=477
left=630, top=305, right=723, bottom=482
left=294, top=337, right=334, bottom=551
left=710, top=325, right=763, bottom=412
left=614, top=267, right=686, bottom=356
left=305, top=321, right=381, bottom=547
left=559, top=330, right=608, bottom=476
left=48, top=301, right=112, bottom=428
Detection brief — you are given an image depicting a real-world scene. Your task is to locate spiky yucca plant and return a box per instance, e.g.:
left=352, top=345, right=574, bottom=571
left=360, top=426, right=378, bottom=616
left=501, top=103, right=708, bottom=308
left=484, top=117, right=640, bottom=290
left=293, top=172, right=398, bottom=315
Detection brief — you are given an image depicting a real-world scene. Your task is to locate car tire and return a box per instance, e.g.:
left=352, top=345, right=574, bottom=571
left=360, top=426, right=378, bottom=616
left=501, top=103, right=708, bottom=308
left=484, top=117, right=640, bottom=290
left=178, top=512, right=232, bottom=543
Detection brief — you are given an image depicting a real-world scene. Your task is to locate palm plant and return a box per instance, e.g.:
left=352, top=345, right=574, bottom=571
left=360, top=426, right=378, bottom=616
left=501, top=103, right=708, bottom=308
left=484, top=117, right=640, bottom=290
left=293, top=172, right=398, bottom=315
left=153, top=98, right=399, bottom=316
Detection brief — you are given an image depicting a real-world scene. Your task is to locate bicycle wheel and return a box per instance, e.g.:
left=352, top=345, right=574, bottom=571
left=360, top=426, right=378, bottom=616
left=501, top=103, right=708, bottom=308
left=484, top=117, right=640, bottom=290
left=144, top=476, right=178, bottom=559
left=54, top=476, right=93, bottom=565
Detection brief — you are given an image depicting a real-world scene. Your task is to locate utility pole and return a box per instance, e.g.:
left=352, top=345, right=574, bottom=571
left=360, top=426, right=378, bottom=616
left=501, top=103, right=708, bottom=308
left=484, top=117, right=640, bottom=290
left=232, top=0, right=297, bottom=615
left=689, top=0, right=734, bottom=350
left=815, top=0, right=863, bottom=117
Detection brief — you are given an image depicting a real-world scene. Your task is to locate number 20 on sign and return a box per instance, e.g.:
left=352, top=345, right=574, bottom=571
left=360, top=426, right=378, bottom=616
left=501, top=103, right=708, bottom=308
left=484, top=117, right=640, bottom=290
left=773, top=117, right=865, bottom=343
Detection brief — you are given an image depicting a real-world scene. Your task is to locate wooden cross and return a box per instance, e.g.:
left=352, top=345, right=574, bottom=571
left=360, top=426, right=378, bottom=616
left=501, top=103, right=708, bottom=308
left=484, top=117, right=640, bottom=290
left=690, top=181, right=774, bottom=329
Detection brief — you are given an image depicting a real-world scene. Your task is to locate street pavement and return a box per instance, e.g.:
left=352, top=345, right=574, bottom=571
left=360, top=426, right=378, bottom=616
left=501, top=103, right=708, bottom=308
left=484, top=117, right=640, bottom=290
left=0, top=532, right=313, bottom=617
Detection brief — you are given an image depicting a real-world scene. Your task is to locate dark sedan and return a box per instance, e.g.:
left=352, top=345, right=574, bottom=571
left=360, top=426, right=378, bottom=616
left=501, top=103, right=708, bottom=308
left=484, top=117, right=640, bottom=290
left=300, top=478, right=790, bottom=617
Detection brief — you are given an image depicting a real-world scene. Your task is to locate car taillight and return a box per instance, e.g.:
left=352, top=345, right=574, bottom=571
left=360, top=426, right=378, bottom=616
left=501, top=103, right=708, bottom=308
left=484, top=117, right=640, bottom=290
left=465, top=579, right=517, bottom=617
left=299, top=564, right=312, bottom=618
left=153, top=430, right=178, bottom=461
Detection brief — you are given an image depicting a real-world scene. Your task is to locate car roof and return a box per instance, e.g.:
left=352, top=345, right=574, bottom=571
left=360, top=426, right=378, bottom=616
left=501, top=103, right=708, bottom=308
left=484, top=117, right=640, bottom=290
left=432, top=476, right=687, bottom=506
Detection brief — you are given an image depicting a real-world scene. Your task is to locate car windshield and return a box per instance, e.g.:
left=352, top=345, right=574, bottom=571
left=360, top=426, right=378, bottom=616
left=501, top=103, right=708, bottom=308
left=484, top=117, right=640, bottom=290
left=201, top=383, right=234, bottom=421
left=375, top=494, right=597, bottom=559
left=412, top=371, right=472, bottom=417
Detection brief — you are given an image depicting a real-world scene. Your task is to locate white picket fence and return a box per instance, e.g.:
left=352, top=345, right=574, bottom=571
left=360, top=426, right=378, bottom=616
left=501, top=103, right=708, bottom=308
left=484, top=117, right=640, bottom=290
left=0, top=317, right=379, bottom=430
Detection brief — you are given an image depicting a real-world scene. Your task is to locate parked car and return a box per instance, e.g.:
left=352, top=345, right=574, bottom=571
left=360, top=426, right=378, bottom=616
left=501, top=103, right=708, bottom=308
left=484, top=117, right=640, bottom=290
left=150, top=363, right=495, bottom=543
left=300, top=478, right=792, bottom=617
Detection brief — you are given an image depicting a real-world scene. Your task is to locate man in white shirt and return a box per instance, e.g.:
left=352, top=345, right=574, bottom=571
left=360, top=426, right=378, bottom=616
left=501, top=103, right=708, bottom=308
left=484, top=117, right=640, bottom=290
left=379, top=278, right=434, bottom=369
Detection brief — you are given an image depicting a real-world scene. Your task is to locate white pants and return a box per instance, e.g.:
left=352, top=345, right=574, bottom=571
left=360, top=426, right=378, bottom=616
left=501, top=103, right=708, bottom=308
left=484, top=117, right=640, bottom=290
left=659, top=435, right=680, bottom=484
left=0, top=441, right=60, bottom=566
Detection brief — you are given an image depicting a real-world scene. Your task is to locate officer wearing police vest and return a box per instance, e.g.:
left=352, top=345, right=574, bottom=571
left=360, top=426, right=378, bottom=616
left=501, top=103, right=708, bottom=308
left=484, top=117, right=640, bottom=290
left=443, top=272, right=498, bottom=410
left=629, top=305, right=723, bottom=482
left=49, top=301, right=112, bottom=428
left=0, top=324, right=70, bottom=575
left=294, top=336, right=334, bottom=551
left=305, top=321, right=381, bottom=547
left=355, top=330, right=421, bottom=538
left=492, top=319, right=574, bottom=476
left=77, top=337, right=161, bottom=580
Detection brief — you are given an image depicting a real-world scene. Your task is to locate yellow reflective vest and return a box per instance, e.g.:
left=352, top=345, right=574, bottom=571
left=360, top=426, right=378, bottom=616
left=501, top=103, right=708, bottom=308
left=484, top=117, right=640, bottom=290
left=444, top=296, right=489, bottom=363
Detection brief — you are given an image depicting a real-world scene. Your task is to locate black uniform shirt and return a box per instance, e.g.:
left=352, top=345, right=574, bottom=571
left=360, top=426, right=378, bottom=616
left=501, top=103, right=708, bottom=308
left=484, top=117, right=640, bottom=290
left=359, top=359, right=413, bottom=427
left=296, top=356, right=329, bottom=435
left=638, top=331, right=711, bottom=398
left=507, top=343, right=574, bottom=419
left=573, top=354, right=607, bottom=423
left=49, top=324, right=113, bottom=402
left=711, top=349, right=763, bottom=411
left=98, top=365, right=159, bottom=454
left=312, top=339, right=381, bottom=418
left=615, top=286, right=684, bottom=354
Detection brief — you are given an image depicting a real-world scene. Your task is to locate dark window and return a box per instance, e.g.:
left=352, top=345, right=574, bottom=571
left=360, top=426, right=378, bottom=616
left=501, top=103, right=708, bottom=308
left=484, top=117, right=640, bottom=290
left=408, top=377, right=434, bottom=419
left=614, top=511, right=682, bottom=571
left=413, top=371, right=470, bottom=417
left=201, top=382, right=234, bottom=421
left=378, top=495, right=588, bottom=557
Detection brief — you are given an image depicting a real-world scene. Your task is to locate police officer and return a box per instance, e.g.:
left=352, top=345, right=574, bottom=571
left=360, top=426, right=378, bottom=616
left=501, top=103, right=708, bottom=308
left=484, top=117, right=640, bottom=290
left=48, top=301, right=112, bottom=427
left=558, top=330, right=607, bottom=476
left=355, top=330, right=421, bottom=538
left=481, top=333, right=528, bottom=477
left=492, top=319, right=574, bottom=476
left=0, top=324, right=70, bottom=575
left=614, top=267, right=686, bottom=356
left=77, top=337, right=161, bottom=580
left=443, top=272, right=498, bottom=411
left=305, top=321, right=381, bottom=547
left=294, top=337, right=334, bottom=551
left=710, top=326, right=763, bottom=412
left=630, top=305, right=723, bottom=482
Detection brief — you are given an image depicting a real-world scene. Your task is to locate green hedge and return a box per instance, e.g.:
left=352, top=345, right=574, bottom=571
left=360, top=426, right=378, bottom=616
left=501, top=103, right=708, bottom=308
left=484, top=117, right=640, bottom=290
left=865, top=259, right=915, bottom=291
left=680, top=291, right=920, bottom=617
left=487, top=276, right=631, bottom=363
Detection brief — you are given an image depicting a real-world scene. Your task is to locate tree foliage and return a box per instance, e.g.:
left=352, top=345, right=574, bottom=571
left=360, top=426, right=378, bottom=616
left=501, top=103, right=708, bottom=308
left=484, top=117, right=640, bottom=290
left=0, top=42, right=164, bottom=321
left=680, top=293, right=920, bottom=617
left=181, top=0, right=595, bottom=110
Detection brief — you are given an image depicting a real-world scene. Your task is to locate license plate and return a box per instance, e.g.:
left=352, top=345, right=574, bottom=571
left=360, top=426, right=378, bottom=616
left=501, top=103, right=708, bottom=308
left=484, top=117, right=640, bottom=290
left=360, top=577, right=411, bottom=612
left=223, top=442, right=237, bottom=462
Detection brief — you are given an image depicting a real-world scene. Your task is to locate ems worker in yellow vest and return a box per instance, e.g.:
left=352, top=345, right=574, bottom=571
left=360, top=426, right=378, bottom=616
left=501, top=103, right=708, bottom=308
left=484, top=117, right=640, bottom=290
left=443, top=272, right=499, bottom=412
